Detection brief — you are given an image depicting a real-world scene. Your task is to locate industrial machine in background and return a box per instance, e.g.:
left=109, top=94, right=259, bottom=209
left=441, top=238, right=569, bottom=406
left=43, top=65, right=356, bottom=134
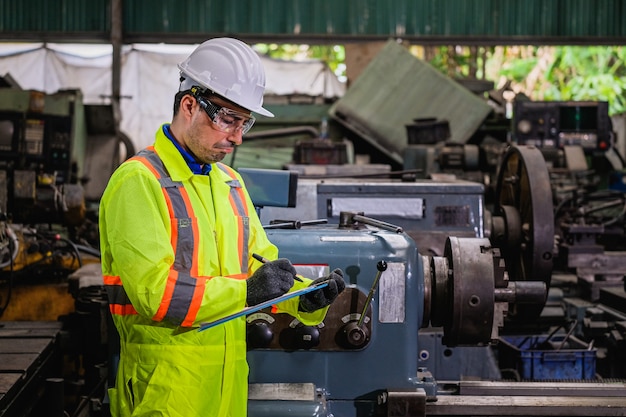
left=0, top=84, right=129, bottom=417
left=0, top=85, right=132, bottom=245
left=241, top=145, right=626, bottom=416
left=0, top=87, right=95, bottom=325
left=0, top=88, right=86, bottom=227
left=512, top=99, right=613, bottom=154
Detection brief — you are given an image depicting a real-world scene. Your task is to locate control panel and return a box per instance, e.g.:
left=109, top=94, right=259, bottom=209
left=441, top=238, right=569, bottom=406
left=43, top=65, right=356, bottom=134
left=0, top=89, right=87, bottom=224
left=512, top=100, right=612, bottom=152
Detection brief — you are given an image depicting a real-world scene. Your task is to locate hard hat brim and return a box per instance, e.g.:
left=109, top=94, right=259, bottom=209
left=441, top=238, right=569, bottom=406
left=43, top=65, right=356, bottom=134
left=254, top=107, right=274, bottom=118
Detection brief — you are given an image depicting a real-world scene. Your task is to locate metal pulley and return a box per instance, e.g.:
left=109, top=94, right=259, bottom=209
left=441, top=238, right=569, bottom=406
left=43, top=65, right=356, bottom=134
left=490, top=145, right=555, bottom=320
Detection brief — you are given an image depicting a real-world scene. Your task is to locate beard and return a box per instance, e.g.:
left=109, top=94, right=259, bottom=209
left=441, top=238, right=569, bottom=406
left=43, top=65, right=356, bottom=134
left=186, top=116, right=233, bottom=164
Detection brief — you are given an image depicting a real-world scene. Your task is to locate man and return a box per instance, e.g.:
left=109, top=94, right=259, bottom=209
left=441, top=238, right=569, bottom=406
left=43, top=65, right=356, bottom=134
left=99, top=37, right=345, bottom=417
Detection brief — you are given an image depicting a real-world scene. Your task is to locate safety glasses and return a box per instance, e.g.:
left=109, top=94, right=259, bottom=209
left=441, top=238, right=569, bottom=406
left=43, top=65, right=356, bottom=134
left=191, top=87, right=256, bottom=135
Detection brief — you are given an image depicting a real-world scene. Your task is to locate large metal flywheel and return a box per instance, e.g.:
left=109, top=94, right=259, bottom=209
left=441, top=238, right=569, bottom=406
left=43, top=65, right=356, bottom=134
left=491, top=145, right=555, bottom=320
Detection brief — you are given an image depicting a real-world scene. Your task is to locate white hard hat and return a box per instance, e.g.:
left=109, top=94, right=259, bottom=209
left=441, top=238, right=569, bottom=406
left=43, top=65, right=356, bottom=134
left=178, top=37, right=274, bottom=117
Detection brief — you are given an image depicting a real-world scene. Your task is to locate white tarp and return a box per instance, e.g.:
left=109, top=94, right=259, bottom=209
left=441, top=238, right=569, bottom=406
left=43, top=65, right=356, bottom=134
left=0, top=43, right=345, bottom=150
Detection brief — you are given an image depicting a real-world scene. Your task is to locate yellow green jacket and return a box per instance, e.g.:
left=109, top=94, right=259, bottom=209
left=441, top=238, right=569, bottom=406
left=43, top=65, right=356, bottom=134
left=99, top=126, right=327, bottom=417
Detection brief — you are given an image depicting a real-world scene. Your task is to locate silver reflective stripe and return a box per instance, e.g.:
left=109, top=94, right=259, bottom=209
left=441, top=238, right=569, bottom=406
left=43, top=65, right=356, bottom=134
left=161, top=180, right=194, bottom=272
left=138, top=149, right=197, bottom=325
left=167, top=271, right=197, bottom=321
left=218, top=164, right=250, bottom=274
left=241, top=216, right=250, bottom=273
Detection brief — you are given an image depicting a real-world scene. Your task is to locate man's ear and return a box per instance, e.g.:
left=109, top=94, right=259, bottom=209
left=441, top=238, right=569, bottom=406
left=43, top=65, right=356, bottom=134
left=180, top=94, right=197, bottom=118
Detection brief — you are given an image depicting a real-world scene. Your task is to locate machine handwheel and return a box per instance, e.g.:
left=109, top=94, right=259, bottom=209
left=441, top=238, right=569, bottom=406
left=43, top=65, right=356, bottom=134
left=492, top=145, right=554, bottom=321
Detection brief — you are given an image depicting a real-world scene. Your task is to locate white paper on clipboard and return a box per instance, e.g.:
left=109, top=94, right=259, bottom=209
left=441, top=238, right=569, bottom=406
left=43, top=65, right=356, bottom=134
left=198, top=281, right=329, bottom=331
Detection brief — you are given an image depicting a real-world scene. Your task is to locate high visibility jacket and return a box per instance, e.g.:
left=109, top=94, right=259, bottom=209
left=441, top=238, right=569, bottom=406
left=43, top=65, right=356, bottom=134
left=99, top=126, right=328, bottom=417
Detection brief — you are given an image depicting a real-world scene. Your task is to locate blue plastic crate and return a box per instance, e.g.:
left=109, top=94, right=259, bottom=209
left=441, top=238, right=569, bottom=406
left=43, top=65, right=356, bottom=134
left=498, top=334, right=597, bottom=380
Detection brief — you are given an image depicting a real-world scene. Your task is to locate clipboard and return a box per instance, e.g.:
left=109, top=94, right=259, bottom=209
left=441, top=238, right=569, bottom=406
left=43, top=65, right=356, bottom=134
left=198, top=281, right=329, bottom=331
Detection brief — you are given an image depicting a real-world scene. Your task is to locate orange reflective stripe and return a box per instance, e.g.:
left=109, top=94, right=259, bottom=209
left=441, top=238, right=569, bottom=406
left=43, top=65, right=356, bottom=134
left=153, top=269, right=180, bottom=322
left=103, top=274, right=122, bottom=285
left=152, top=269, right=178, bottom=321
left=104, top=275, right=138, bottom=316
left=183, top=278, right=206, bottom=327
left=226, top=273, right=248, bottom=280
left=218, top=163, right=249, bottom=217
left=236, top=216, right=245, bottom=259
left=168, top=196, right=179, bottom=252
left=224, top=196, right=245, bottom=263
left=132, top=150, right=179, bottom=252
left=110, top=304, right=138, bottom=315
left=131, top=146, right=160, bottom=178
left=234, top=186, right=249, bottom=217
left=133, top=155, right=178, bottom=245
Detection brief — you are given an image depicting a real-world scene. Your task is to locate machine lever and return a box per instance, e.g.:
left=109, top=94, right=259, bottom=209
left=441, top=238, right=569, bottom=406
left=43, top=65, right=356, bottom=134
left=263, top=219, right=328, bottom=229
left=352, top=214, right=403, bottom=233
left=339, top=211, right=404, bottom=233
left=340, top=260, right=388, bottom=349
left=357, top=260, right=388, bottom=327
left=264, top=220, right=302, bottom=229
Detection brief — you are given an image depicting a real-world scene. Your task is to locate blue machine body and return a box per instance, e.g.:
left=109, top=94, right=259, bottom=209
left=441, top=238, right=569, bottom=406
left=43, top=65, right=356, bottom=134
left=247, top=224, right=424, bottom=416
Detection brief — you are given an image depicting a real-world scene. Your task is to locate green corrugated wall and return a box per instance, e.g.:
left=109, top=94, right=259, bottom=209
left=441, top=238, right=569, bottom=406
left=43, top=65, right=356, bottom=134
left=0, top=0, right=109, bottom=33
left=1, top=0, right=625, bottom=43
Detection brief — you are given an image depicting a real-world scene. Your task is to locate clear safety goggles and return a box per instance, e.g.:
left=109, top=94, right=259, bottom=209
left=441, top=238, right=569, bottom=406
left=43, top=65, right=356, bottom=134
left=191, top=87, right=255, bottom=135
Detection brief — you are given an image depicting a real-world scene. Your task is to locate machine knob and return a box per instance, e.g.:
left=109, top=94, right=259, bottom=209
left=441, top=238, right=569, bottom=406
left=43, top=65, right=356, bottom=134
left=341, top=321, right=370, bottom=349
left=517, top=119, right=532, bottom=134
left=246, top=322, right=273, bottom=349
left=294, top=326, right=320, bottom=350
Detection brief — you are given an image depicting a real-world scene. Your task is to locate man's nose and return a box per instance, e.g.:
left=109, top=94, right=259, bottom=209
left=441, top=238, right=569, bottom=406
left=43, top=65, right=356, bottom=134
left=228, top=130, right=244, bottom=146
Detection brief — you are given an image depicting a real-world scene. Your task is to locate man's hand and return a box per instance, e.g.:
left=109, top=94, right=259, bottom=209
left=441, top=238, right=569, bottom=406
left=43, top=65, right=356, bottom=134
left=246, top=258, right=296, bottom=306
left=299, top=268, right=345, bottom=312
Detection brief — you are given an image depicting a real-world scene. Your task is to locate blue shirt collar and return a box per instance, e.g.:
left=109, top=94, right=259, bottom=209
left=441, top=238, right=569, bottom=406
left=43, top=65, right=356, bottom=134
left=162, top=124, right=212, bottom=175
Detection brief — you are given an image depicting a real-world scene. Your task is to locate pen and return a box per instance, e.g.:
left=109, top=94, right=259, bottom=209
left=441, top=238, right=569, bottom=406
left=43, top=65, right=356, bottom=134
left=252, top=253, right=303, bottom=282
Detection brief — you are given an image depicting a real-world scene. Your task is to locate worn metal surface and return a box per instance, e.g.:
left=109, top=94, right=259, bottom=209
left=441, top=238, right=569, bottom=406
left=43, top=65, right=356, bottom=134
left=248, top=383, right=317, bottom=401
left=0, top=321, right=63, bottom=417
left=426, top=395, right=626, bottom=416
left=457, top=380, right=626, bottom=397
left=386, top=389, right=427, bottom=417
left=444, top=237, right=496, bottom=346
left=425, top=381, right=626, bottom=415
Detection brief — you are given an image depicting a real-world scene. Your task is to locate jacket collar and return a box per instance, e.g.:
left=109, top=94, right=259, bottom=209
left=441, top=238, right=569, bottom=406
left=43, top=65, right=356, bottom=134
left=154, top=124, right=232, bottom=184
left=161, top=124, right=212, bottom=175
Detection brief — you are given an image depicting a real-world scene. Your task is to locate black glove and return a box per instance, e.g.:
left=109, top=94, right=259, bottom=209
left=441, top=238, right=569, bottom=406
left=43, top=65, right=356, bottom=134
left=299, top=268, right=345, bottom=313
left=246, top=258, right=296, bottom=306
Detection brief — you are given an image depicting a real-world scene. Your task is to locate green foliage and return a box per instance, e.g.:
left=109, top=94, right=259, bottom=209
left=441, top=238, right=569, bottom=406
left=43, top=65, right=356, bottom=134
left=256, top=43, right=626, bottom=115
left=425, top=45, right=626, bottom=115
left=542, top=46, right=626, bottom=114
left=499, top=57, right=539, bottom=83
left=254, top=44, right=346, bottom=80
left=427, top=46, right=483, bottom=79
